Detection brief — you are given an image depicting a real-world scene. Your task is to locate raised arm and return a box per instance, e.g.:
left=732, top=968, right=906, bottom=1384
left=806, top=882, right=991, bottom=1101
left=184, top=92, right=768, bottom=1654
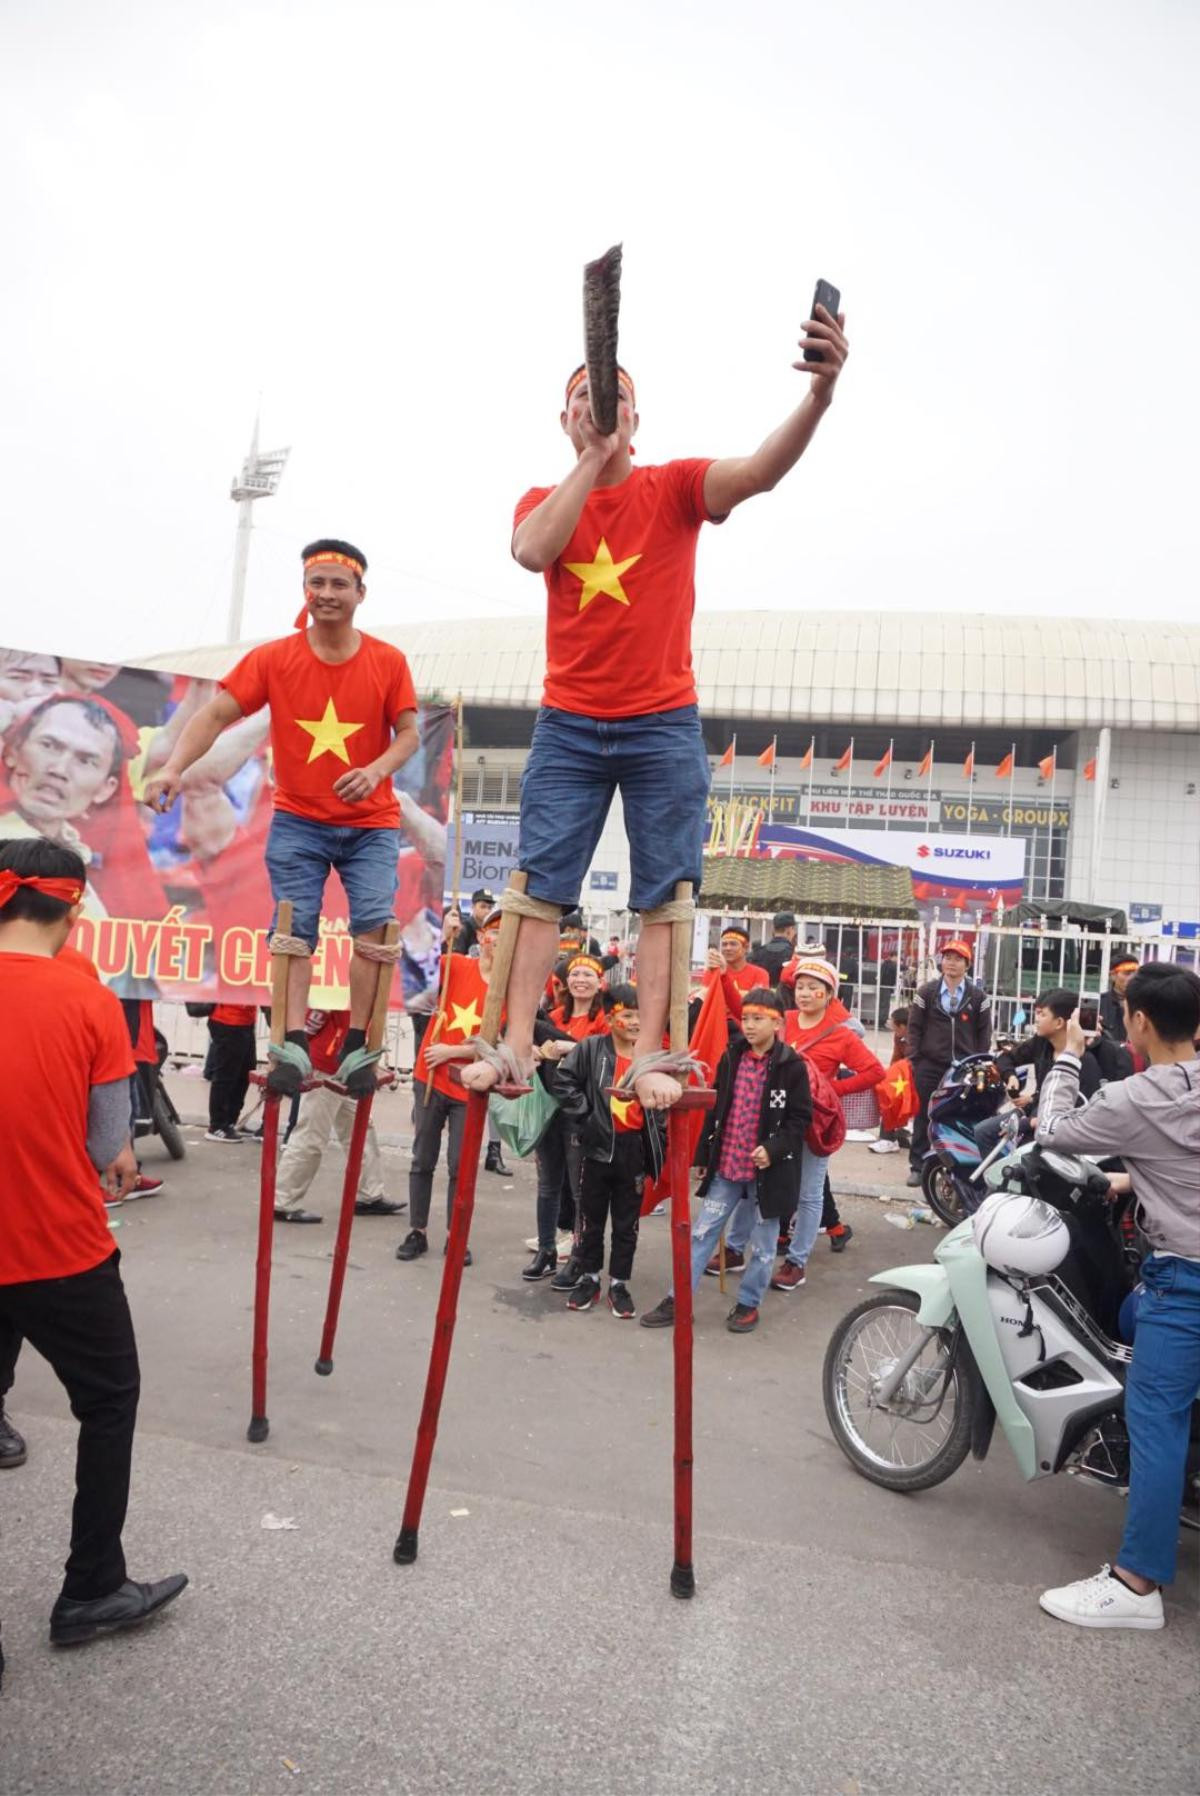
left=703, top=306, right=849, bottom=519
left=512, top=437, right=618, bottom=571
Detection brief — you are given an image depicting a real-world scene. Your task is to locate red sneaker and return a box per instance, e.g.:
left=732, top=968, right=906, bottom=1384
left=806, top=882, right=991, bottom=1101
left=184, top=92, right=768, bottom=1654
left=770, top=1261, right=806, bottom=1293
left=126, top=1174, right=165, bottom=1200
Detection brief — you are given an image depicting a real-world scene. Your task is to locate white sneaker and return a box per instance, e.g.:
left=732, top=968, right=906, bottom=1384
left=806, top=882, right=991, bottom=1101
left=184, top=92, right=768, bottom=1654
left=844, top=1128, right=877, bottom=1143
left=869, top=1139, right=901, bottom=1155
left=1039, top=1564, right=1164, bottom=1630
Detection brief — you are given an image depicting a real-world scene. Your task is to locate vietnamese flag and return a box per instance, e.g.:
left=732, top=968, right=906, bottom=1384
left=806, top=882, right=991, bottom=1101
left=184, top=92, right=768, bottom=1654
left=916, top=746, right=933, bottom=779
left=873, top=745, right=893, bottom=778
left=995, top=750, right=1014, bottom=779
left=757, top=741, right=777, bottom=768
left=833, top=743, right=853, bottom=773
left=640, top=974, right=729, bottom=1214
left=1038, top=750, right=1056, bottom=780
left=717, top=742, right=735, bottom=768
left=797, top=738, right=814, bottom=771
left=1083, top=757, right=1097, bottom=782
left=877, top=1058, right=919, bottom=1130
left=962, top=747, right=976, bottom=779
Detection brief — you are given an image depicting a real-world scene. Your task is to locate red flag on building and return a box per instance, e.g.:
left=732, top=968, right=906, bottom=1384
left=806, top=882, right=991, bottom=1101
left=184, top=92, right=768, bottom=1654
left=640, top=975, right=729, bottom=1215
left=797, top=739, right=814, bottom=771
left=873, top=745, right=893, bottom=778
left=916, top=746, right=933, bottom=779
left=995, top=750, right=1014, bottom=779
left=717, top=742, right=735, bottom=768
left=962, top=748, right=976, bottom=779
left=1083, top=758, right=1097, bottom=782
left=1038, top=750, right=1057, bottom=780
left=757, top=741, right=776, bottom=768
left=876, top=1058, right=919, bottom=1130
left=833, top=743, right=853, bottom=773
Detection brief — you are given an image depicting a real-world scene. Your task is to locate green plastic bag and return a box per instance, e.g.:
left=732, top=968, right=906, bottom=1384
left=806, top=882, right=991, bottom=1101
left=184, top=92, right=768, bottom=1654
left=488, top=1077, right=561, bottom=1159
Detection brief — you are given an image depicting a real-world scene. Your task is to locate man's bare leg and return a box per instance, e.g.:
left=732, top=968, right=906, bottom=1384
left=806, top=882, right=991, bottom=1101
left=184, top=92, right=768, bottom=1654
left=286, top=954, right=315, bottom=1035
left=348, top=924, right=386, bottom=1030
left=459, top=916, right=559, bottom=1091
left=627, top=922, right=682, bottom=1109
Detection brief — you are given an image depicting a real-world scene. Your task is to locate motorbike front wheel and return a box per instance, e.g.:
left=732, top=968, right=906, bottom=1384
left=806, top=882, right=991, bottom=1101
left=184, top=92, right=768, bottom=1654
left=152, top=1083, right=187, bottom=1161
left=823, top=1290, right=974, bottom=1492
left=922, top=1157, right=970, bottom=1228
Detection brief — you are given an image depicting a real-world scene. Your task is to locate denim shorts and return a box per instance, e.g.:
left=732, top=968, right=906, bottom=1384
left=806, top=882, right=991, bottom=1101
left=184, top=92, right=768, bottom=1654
left=264, top=810, right=400, bottom=946
left=519, top=704, right=710, bottom=911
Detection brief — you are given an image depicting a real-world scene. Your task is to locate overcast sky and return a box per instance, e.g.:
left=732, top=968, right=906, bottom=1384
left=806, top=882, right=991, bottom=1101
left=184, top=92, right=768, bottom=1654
left=2, top=0, right=1196, bottom=663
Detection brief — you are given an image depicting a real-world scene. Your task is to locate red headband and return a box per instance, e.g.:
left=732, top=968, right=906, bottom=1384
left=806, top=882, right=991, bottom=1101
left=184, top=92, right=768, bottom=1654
left=0, top=871, right=84, bottom=908
left=567, top=953, right=604, bottom=977
left=295, top=551, right=364, bottom=628
left=565, top=367, right=636, bottom=409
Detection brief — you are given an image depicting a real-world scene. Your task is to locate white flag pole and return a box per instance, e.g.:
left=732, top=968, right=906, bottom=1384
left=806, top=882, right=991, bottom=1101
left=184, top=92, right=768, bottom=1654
left=805, top=737, right=815, bottom=827
left=882, top=738, right=894, bottom=832
left=965, top=742, right=975, bottom=842
left=1007, top=742, right=1017, bottom=838
left=1045, top=749, right=1057, bottom=898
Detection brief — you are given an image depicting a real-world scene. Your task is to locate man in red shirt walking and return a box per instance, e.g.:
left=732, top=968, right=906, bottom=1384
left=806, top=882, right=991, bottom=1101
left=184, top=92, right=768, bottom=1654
left=145, top=540, right=419, bottom=1097
left=0, top=839, right=186, bottom=1677
left=463, top=306, right=849, bottom=1110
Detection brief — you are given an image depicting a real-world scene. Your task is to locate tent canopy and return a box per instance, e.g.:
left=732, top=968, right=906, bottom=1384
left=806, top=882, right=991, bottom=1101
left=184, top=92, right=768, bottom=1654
left=698, top=855, right=918, bottom=919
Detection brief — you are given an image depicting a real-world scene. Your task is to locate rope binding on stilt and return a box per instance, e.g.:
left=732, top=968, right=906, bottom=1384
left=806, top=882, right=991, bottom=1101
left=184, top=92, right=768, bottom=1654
left=498, top=887, right=564, bottom=925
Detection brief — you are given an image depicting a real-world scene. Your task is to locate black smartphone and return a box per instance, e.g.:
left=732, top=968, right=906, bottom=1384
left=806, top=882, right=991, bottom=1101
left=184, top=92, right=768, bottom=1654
left=804, top=278, right=841, bottom=362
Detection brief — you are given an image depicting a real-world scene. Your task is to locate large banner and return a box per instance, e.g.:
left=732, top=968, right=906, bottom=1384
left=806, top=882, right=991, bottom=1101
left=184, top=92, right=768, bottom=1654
left=0, top=645, right=453, bottom=1008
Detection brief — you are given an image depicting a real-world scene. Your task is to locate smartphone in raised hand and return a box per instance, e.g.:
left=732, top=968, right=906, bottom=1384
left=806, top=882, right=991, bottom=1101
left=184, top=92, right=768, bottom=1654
left=804, top=278, right=842, bottom=363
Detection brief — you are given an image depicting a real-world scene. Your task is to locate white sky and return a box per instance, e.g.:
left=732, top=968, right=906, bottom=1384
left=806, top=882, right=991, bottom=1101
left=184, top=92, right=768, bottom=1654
left=2, top=0, right=1196, bottom=662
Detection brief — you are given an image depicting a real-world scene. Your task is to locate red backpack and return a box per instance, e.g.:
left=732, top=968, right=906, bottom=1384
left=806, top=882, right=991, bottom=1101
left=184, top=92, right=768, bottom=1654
left=796, top=1028, right=847, bottom=1156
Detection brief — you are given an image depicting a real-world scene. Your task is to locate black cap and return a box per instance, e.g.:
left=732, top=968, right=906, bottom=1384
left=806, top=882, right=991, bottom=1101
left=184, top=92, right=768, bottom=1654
left=772, top=912, right=797, bottom=931
left=471, top=888, right=495, bottom=906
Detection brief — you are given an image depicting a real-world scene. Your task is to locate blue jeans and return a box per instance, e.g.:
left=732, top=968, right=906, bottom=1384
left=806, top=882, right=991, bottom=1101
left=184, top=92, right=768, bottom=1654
left=725, top=1146, right=829, bottom=1270
left=265, top=810, right=400, bottom=947
left=687, top=1175, right=779, bottom=1311
left=1117, top=1253, right=1200, bottom=1587
left=519, top=704, right=710, bottom=910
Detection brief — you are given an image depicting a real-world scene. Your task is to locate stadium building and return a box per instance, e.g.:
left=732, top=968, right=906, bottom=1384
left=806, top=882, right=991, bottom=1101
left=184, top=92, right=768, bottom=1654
left=146, top=610, right=1200, bottom=933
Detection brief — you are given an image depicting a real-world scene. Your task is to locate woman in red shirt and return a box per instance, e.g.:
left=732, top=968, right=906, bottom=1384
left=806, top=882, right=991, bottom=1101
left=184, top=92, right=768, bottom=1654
left=769, top=958, right=885, bottom=1292
left=525, top=956, right=611, bottom=1282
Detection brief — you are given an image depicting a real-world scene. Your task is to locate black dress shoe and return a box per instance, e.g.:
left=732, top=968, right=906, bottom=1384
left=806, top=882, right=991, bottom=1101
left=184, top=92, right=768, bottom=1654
left=522, top=1247, right=558, bottom=1282
left=50, top=1573, right=188, bottom=1646
left=550, top=1256, right=583, bottom=1292
left=354, top=1197, right=406, bottom=1216
left=484, top=1142, right=510, bottom=1176
left=0, top=1409, right=27, bottom=1469
left=274, top=1208, right=323, bottom=1224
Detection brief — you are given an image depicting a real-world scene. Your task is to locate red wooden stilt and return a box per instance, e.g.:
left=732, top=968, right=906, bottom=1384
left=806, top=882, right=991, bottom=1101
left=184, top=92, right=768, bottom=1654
left=668, top=1106, right=697, bottom=1597
left=248, top=1089, right=281, bottom=1442
left=394, top=1088, right=488, bottom=1563
left=314, top=1087, right=374, bottom=1375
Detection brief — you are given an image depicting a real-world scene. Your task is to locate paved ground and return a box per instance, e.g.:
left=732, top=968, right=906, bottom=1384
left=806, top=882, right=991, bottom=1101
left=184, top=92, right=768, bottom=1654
left=1, top=1073, right=1196, bottom=1795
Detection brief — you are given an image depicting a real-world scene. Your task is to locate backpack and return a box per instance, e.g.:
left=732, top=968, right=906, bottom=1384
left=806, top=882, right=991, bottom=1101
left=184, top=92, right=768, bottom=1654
left=794, top=1023, right=847, bottom=1156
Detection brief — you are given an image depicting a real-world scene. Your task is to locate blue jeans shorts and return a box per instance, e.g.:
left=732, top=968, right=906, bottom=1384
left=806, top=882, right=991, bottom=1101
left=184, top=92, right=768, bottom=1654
left=519, top=704, right=710, bottom=911
left=264, top=810, right=400, bottom=947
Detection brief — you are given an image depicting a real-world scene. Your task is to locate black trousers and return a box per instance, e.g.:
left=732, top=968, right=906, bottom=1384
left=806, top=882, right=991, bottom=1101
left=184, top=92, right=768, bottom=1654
left=207, top=1021, right=257, bottom=1132
left=0, top=1253, right=140, bottom=1600
left=577, top=1136, right=644, bottom=1281
left=908, top=1061, right=946, bottom=1171
left=408, top=1081, right=467, bottom=1231
left=534, top=1113, right=584, bottom=1250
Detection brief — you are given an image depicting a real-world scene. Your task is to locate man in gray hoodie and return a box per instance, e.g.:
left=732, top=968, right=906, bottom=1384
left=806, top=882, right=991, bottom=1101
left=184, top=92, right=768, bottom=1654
left=1033, top=961, right=1200, bottom=1632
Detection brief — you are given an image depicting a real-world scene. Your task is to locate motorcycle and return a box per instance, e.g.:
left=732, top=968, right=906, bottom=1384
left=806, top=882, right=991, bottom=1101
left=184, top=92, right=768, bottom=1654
left=131, top=1028, right=187, bottom=1162
left=823, top=1140, right=1200, bottom=1519
left=920, top=1052, right=1018, bottom=1227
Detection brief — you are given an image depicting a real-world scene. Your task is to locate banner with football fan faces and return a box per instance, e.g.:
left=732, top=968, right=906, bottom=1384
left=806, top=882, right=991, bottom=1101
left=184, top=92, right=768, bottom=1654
left=0, top=645, right=453, bottom=1008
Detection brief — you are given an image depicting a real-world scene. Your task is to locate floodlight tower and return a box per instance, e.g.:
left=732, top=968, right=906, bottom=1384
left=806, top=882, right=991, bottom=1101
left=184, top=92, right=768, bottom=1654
left=227, top=417, right=290, bottom=643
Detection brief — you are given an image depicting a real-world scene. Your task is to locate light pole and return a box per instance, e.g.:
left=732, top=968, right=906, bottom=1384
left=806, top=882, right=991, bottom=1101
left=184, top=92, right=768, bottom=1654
left=227, top=416, right=290, bottom=644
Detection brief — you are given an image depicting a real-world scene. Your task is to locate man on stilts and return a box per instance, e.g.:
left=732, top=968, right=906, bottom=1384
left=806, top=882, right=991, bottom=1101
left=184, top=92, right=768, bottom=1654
left=145, top=541, right=419, bottom=1094
left=462, top=300, right=849, bottom=1108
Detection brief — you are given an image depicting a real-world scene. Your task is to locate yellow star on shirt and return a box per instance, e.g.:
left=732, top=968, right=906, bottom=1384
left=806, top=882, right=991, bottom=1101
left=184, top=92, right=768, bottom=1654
left=565, top=538, right=642, bottom=611
left=887, top=1074, right=910, bottom=1097
left=448, top=997, right=483, bottom=1038
left=295, top=698, right=365, bottom=765
left=611, top=1092, right=636, bottom=1127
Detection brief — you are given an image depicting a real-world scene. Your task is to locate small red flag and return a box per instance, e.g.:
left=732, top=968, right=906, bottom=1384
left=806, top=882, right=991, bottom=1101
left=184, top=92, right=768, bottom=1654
left=876, top=1059, right=919, bottom=1130
left=916, top=747, right=933, bottom=779
left=797, top=739, right=814, bottom=771
left=1083, top=757, right=1097, bottom=782
left=995, top=751, right=1014, bottom=779
left=1038, top=751, right=1056, bottom=780
left=873, top=746, right=893, bottom=778
left=833, top=744, right=853, bottom=773
left=640, top=976, right=728, bottom=1214
left=717, top=743, right=735, bottom=768
left=757, top=741, right=776, bottom=768
left=962, top=749, right=976, bottom=779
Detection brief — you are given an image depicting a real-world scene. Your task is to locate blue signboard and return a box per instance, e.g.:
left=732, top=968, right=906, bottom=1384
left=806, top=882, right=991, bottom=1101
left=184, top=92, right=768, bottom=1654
left=589, top=870, right=619, bottom=892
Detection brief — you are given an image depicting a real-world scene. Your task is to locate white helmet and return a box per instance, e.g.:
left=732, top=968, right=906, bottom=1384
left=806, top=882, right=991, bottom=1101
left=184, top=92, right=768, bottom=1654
left=972, top=1190, right=1070, bottom=1277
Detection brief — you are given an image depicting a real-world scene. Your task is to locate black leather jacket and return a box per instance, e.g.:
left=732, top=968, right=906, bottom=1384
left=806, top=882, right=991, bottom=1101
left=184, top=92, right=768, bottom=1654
left=541, top=1035, right=666, bottom=1179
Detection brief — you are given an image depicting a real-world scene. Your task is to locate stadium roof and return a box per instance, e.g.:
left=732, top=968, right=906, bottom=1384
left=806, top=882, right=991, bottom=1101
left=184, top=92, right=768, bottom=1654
left=137, top=610, right=1200, bottom=733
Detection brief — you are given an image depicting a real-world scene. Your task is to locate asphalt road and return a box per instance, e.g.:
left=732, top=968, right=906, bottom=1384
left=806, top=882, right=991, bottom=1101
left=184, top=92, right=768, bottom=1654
left=1, top=1074, right=1196, bottom=1795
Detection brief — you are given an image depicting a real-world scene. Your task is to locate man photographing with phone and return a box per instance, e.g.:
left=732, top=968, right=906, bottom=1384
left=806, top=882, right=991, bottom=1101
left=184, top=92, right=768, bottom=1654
left=1034, top=963, right=1200, bottom=1632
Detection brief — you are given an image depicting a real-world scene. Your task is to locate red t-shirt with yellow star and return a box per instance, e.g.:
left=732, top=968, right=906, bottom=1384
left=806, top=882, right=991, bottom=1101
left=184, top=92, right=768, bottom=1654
left=414, top=954, right=496, bottom=1102
left=610, top=1055, right=645, bottom=1134
left=221, top=632, right=417, bottom=829
left=513, top=459, right=718, bottom=721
